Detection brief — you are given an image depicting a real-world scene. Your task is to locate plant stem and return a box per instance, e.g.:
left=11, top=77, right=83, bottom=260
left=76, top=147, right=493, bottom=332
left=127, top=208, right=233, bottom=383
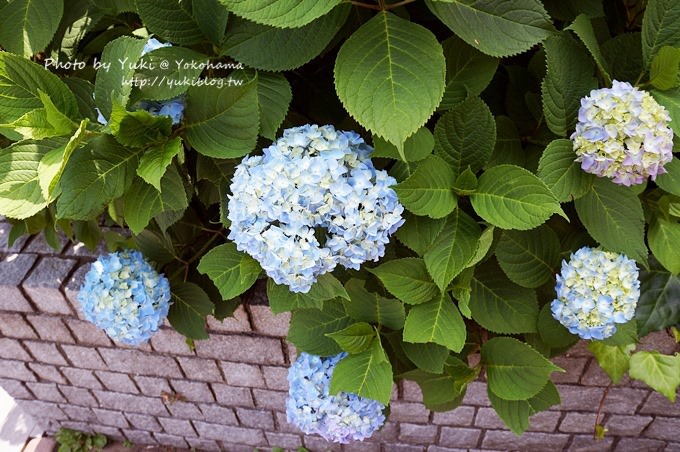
left=385, top=0, right=417, bottom=9
left=593, top=382, right=612, bottom=439
left=347, top=1, right=381, bottom=10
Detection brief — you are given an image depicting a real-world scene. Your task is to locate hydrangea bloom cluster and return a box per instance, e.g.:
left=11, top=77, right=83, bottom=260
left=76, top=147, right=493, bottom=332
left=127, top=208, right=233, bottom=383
left=286, top=352, right=386, bottom=443
left=551, top=247, right=640, bottom=340
left=77, top=250, right=171, bottom=345
left=571, top=80, right=673, bottom=186
left=227, top=124, right=405, bottom=293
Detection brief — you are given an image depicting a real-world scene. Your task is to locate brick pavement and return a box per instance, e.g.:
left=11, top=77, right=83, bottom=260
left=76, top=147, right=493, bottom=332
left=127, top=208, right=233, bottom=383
left=0, top=218, right=678, bottom=451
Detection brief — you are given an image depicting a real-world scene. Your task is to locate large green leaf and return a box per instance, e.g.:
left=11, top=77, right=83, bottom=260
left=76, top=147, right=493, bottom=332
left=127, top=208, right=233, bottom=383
left=652, top=88, right=680, bottom=137
left=537, top=303, right=578, bottom=349
left=137, top=137, right=183, bottom=192
left=0, top=0, right=63, bottom=56
left=193, top=0, right=229, bottom=45
left=132, top=46, right=206, bottom=101
left=403, top=293, right=466, bottom=352
left=343, top=279, right=405, bottom=331
left=541, top=33, right=597, bottom=137
left=402, top=342, right=449, bottom=374
left=37, top=120, right=87, bottom=201
left=168, top=281, right=214, bottom=340
left=426, top=0, right=555, bottom=57
left=433, top=97, right=496, bottom=176
left=108, top=103, right=172, bottom=148
left=602, top=33, right=644, bottom=83
left=136, top=0, right=206, bottom=45
left=372, top=127, right=434, bottom=162
left=424, top=209, right=481, bottom=290
left=649, top=46, right=680, bottom=91
left=184, top=77, right=259, bottom=158
left=395, top=213, right=446, bottom=256
left=656, top=158, right=680, bottom=196
left=219, top=0, right=341, bottom=28
left=266, top=273, right=349, bottom=314
left=369, top=258, right=440, bottom=305
left=574, top=178, right=647, bottom=264
left=223, top=7, right=349, bottom=71
left=642, top=0, right=680, bottom=68
left=566, top=14, right=611, bottom=85
left=326, top=322, right=375, bottom=355
left=196, top=243, right=261, bottom=301
left=537, top=138, right=593, bottom=202
left=629, top=351, right=680, bottom=401
left=393, top=155, right=457, bottom=219
left=588, top=342, right=635, bottom=384
left=471, top=164, right=564, bottom=230
left=256, top=72, right=292, bottom=140
left=288, top=301, right=353, bottom=356
left=469, top=261, right=539, bottom=334
left=329, top=338, right=393, bottom=405
left=495, top=226, right=560, bottom=288
left=635, top=265, right=680, bottom=336
left=334, top=12, right=445, bottom=147
left=482, top=337, right=563, bottom=401
left=649, top=216, right=680, bottom=274
left=488, top=381, right=560, bottom=435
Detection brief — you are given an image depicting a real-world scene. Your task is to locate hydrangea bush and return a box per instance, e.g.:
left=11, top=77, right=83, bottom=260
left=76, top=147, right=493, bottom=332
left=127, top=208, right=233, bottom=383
left=0, top=0, right=679, bottom=440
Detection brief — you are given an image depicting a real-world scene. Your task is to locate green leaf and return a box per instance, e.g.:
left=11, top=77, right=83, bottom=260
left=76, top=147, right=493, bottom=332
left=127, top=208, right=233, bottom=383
left=256, top=72, right=292, bottom=140
left=185, top=77, right=259, bottom=158
left=64, top=78, right=99, bottom=122
left=470, top=261, right=539, bottom=334
left=288, top=301, right=353, bottom=356
left=395, top=213, right=446, bottom=256
left=369, top=258, right=440, bottom=305
left=656, top=158, right=680, bottom=195
left=329, top=338, right=393, bottom=405
left=334, top=12, right=445, bottom=147
left=197, top=243, right=261, bottom=301
left=394, top=155, right=457, bottom=219
left=439, top=35, right=498, bottom=110
left=326, top=322, right=375, bottom=355
left=601, top=320, right=639, bottom=346
left=137, top=137, right=183, bottom=191
left=537, top=303, right=578, bottom=349
left=402, top=342, right=449, bottom=374
left=37, top=120, right=87, bottom=201
left=629, top=351, right=680, bottom=401
left=652, top=88, right=680, bottom=137
left=343, top=279, right=405, bottom=331
left=635, top=265, right=680, bottom=336
left=433, top=97, right=496, bottom=176
left=566, top=14, right=612, bottom=85
left=482, top=337, right=563, bottom=401
left=267, top=273, right=349, bottom=314
left=602, top=33, right=644, bottom=83
left=649, top=216, right=680, bottom=274
left=401, top=367, right=465, bottom=410
left=471, top=164, right=564, bottom=230
left=193, top=0, right=229, bottom=45
left=426, top=0, right=555, bottom=57
left=642, top=0, right=680, bottom=68
left=56, top=135, right=141, bottom=220
left=222, top=7, right=349, bottom=71
left=588, top=342, right=635, bottom=384
left=403, top=293, right=466, bottom=352
left=132, top=46, right=206, bottom=101
left=372, top=128, right=434, bottom=162
left=541, top=33, right=597, bottom=137
left=94, top=36, right=146, bottom=120
left=574, top=178, right=647, bottom=264
left=466, top=226, right=495, bottom=268
left=109, top=103, right=172, bottom=148
left=495, top=226, right=560, bottom=288
left=537, top=138, right=593, bottom=202
left=136, top=0, right=205, bottom=45
left=488, top=381, right=560, bottom=435
left=424, top=209, right=481, bottom=290
left=650, top=46, right=680, bottom=90
left=220, top=0, right=341, bottom=28
left=0, top=0, right=63, bottom=56
left=168, top=281, right=214, bottom=340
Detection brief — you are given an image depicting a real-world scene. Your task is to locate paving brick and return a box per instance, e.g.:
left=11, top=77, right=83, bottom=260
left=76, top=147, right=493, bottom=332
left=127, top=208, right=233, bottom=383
left=568, top=435, right=614, bottom=451
left=93, top=390, right=168, bottom=416
left=211, top=383, right=254, bottom=407
left=123, top=429, right=157, bottom=445
left=177, top=357, right=223, bottom=383
left=527, top=410, right=561, bottom=432
left=555, top=385, right=645, bottom=414
left=389, top=401, right=430, bottom=423
left=61, top=368, right=103, bottom=390
left=0, top=378, right=32, bottom=399
left=61, top=345, right=107, bottom=370
left=63, top=265, right=89, bottom=312
left=220, top=361, right=266, bottom=388
left=193, top=421, right=266, bottom=445
left=197, top=403, right=239, bottom=425
left=26, top=315, right=75, bottom=344
left=604, top=414, right=653, bottom=436
left=275, top=411, right=301, bottom=434
left=0, top=338, right=31, bottom=361
left=206, top=305, right=251, bottom=333
left=196, top=334, right=285, bottom=365
left=427, top=446, right=467, bottom=452
left=95, top=371, right=139, bottom=394
left=379, top=444, right=424, bottom=452
left=97, top=348, right=183, bottom=378
left=59, top=421, right=91, bottom=433
left=125, top=413, right=163, bottom=432
left=343, top=442, right=381, bottom=452
left=0, top=313, right=37, bottom=338
left=26, top=382, right=65, bottom=403
left=614, top=437, right=667, bottom=451
left=438, top=427, right=481, bottom=449
left=252, top=388, right=287, bottom=411
left=170, top=379, right=214, bottom=403
left=134, top=376, right=171, bottom=397
left=23, top=341, right=67, bottom=365
left=402, top=380, right=424, bottom=402
left=165, top=401, right=204, bottom=420
left=462, top=381, right=491, bottom=407
left=19, top=400, right=67, bottom=421
left=368, top=421, right=399, bottom=443
left=22, top=257, right=77, bottom=315
left=604, top=387, right=649, bottom=414
left=550, top=356, right=589, bottom=384
left=265, top=432, right=303, bottom=449
left=642, top=416, right=680, bottom=441
left=150, top=327, right=195, bottom=355
left=186, top=437, right=221, bottom=451
left=579, top=359, right=613, bottom=386
left=61, top=405, right=97, bottom=423
left=0, top=359, right=37, bottom=381
left=399, top=423, right=438, bottom=443
left=154, top=433, right=189, bottom=449
left=248, top=305, right=290, bottom=337
left=217, top=443, right=260, bottom=452
left=65, top=319, right=112, bottom=346
left=262, top=365, right=288, bottom=391
left=558, top=412, right=598, bottom=433
left=28, top=363, right=66, bottom=383
left=303, top=435, right=342, bottom=451
left=24, top=232, right=68, bottom=254
left=236, top=407, right=274, bottom=429
left=481, top=431, right=570, bottom=450
left=474, top=407, right=506, bottom=429
left=157, top=417, right=197, bottom=437
left=90, top=425, right=124, bottom=440
left=59, top=386, right=97, bottom=406
left=0, top=254, right=37, bottom=312
left=92, top=408, right=130, bottom=428
left=0, top=221, right=28, bottom=252
left=639, top=391, right=680, bottom=416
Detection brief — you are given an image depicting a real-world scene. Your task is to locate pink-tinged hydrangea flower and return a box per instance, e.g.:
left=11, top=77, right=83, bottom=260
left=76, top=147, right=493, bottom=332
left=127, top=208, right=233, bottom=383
left=286, top=352, right=386, bottom=443
left=77, top=250, right=171, bottom=345
left=571, top=80, right=674, bottom=186
left=227, top=124, right=404, bottom=293
left=551, top=247, right=640, bottom=340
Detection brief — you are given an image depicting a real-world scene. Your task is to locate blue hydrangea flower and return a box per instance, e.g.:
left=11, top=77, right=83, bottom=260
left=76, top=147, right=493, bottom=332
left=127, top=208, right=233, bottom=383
left=77, top=250, right=171, bottom=345
left=227, top=124, right=405, bottom=293
left=142, top=37, right=171, bottom=54
left=551, top=247, right=640, bottom=340
left=571, top=80, right=674, bottom=186
left=286, top=352, right=386, bottom=443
